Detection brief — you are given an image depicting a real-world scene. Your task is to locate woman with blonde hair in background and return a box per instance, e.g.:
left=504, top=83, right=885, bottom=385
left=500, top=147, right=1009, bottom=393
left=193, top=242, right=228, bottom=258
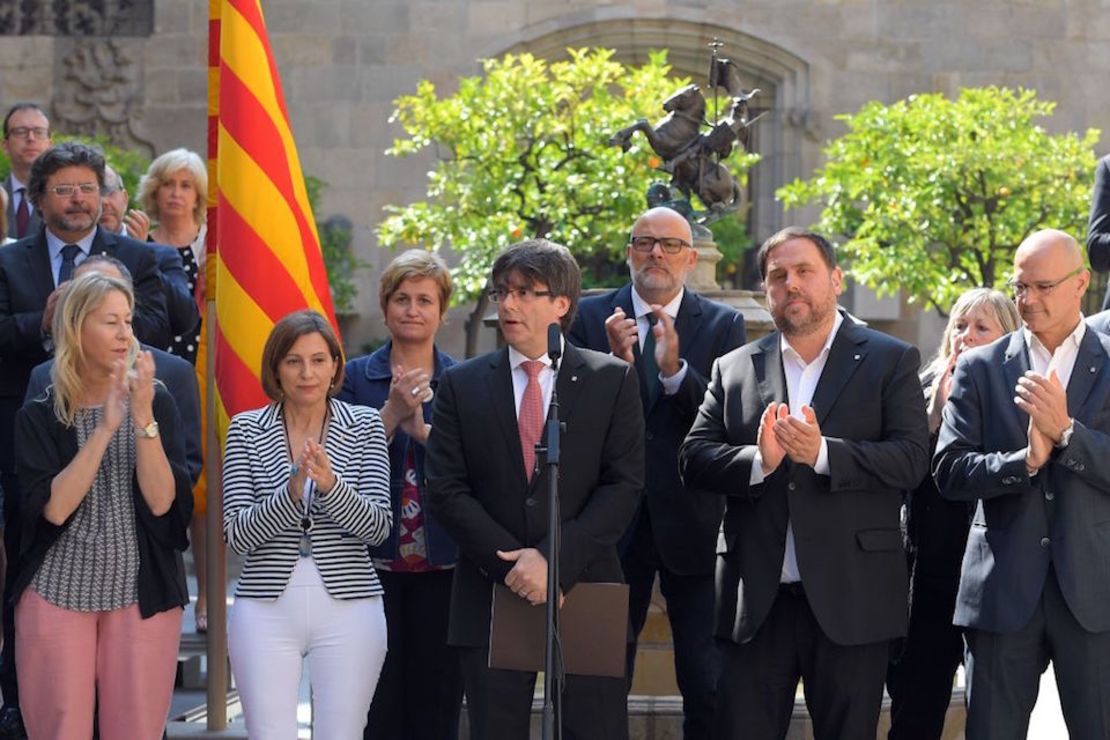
left=887, top=288, right=1021, bottom=740
left=138, top=147, right=211, bottom=631
left=14, top=272, right=192, bottom=739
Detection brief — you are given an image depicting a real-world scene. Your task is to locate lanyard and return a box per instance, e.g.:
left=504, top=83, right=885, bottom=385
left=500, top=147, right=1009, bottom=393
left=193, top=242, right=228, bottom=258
left=283, top=405, right=329, bottom=558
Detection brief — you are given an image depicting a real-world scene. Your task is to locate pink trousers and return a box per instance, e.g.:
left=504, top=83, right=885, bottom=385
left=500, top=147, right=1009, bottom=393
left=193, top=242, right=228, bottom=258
left=16, top=589, right=183, bottom=740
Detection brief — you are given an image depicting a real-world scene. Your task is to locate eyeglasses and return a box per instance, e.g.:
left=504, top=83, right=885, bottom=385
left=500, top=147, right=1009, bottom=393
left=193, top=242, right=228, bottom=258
left=487, top=286, right=555, bottom=303
left=629, top=236, right=691, bottom=254
left=48, top=183, right=101, bottom=197
left=1008, top=266, right=1083, bottom=298
left=6, top=126, right=49, bottom=141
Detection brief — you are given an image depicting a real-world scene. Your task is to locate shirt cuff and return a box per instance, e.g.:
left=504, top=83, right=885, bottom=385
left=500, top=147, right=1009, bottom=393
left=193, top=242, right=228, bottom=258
left=750, top=449, right=766, bottom=486
left=814, top=437, right=830, bottom=476
left=660, top=360, right=688, bottom=396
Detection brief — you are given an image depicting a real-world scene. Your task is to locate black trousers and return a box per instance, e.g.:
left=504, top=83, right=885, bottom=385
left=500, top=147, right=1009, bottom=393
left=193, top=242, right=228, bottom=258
left=886, top=573, right=964, bottom=740
left=458, top=645, right=628, bottom=740
left=715, top=585, right=889, bottom=740
left=623, top=507, right=719, bottom=739
left=365, top=568, right=462, bottom=740
left=964, top=565, right=1110, bottom=740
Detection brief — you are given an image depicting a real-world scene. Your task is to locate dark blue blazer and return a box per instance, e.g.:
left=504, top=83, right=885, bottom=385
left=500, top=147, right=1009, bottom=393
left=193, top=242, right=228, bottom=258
left=24, top=345, right=203, bottom=485
left=337, top=341, right=458, bottom=567
left=1086, top=155, right=1110, bottom=310
left=150, top=243, right=200, bottom=352
left=568, top=284, right=746, bottom=575
left=935, top=329, right=1110, bottom=633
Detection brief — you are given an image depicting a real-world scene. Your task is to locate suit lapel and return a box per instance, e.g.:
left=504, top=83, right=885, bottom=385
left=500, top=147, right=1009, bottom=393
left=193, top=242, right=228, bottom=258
left=25, top=230, right=55, bottom=301
left=810, top=320, right=867, bottom=427
left=1003, top=332, right=1032, bottom=427
left=754, top=332, right=786, bottom=407
left=555, top=343, right=587, bottom=427
left=485, top=349, right=528, bottom=486
left=1066, top=330, right=1105, bottom=419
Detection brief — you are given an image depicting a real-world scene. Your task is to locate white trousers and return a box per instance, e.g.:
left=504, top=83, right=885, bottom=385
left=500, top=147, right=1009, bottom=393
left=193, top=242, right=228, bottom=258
left=229, top=558, right=387, bottom=740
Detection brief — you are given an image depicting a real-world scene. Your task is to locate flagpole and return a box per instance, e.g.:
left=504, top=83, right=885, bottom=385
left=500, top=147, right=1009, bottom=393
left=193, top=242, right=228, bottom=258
left=206, top=0, right=229, bottom=729
left=204, top=299, right=229, bottom=730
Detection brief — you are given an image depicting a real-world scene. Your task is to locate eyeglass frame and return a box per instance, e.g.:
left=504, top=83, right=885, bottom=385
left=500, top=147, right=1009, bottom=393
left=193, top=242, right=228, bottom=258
left=1007, top=265, right=1084, bottom=298
left=47, top=183, right=102, bottom=198
left=5, top=126, right=50, bottom=141
left=486, top=286, right=556, bottom=303
left=628, top=235, right=692, bottom=254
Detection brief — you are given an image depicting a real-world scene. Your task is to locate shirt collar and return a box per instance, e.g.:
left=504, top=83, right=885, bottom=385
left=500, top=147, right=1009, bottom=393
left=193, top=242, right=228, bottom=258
left=630, top=285, right=684, bottom=321
left=10, top=174, right=28, bottom=193
left=508, top=339, right=561, bottom=370
left=1024, top=314, right=1086, bottom=357
left=781, top=310, right=845, bottom=365
left=45, top=226, right=96, bottom=262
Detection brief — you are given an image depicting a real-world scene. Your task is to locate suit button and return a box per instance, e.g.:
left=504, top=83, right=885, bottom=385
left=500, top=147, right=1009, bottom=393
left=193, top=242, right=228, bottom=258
left=788, top=482, right=796, bottom=491
left=646, top=432, right=654, bottom=441
left=1002, top=476, right=1018, bottom=485
left=526, top=498, right=536, bottom=507
left=1045, top=491, right=1055, bottom=501
left=1040, top=537, right=1051, bottom=548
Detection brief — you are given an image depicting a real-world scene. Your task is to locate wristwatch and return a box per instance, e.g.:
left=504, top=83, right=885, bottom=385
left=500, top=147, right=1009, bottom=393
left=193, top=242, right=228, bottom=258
left=136, top=420, right=160, bottom=439
left=1055, top=419, right=1074, bottom=449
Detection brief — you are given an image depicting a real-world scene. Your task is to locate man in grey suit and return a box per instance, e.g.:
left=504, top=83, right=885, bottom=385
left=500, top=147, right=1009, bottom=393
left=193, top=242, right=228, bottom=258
left=680, top=227, right=929, bottom=738
left=935, top=229, right=1110, bottom=739
left=1, top=103, right=51, bottom=240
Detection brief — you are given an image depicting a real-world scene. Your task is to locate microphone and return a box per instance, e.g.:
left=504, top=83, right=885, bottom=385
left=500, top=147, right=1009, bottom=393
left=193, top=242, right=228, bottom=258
left=547, top=323, right=562, bottom=363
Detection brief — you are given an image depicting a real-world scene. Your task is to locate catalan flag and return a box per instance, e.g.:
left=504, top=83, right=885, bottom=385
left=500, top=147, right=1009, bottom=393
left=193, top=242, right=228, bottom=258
left=208, top=0, right=338, bottom=439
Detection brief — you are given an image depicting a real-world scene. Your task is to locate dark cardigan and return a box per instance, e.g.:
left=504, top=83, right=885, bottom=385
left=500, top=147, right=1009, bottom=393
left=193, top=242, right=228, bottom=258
left=13, top=384, right=193, bottom=617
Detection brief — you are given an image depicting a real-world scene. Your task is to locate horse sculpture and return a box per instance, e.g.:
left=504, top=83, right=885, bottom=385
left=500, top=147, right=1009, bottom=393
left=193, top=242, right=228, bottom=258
left=609, top=70, right=761, bottom=223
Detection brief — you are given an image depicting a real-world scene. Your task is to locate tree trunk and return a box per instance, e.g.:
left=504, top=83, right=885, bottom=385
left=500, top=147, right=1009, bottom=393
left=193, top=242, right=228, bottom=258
left=464, top=292, right=492, bottom=359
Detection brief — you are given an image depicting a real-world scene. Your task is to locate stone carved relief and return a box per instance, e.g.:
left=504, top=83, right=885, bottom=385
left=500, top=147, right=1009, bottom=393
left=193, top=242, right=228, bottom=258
left=53, top=38, right=154, bottom=155
left=0, top=0, right=153, bottom=37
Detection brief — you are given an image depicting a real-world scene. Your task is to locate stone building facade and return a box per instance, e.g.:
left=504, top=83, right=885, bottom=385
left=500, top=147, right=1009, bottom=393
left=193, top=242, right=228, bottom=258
left=2, top=0, right=1109, bottom=355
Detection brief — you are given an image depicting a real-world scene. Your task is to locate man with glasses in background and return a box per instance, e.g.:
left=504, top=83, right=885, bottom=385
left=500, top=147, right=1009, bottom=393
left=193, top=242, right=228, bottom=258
left=426, top=238, right=644, bottom=738
left=0, top=141, right=171, bottom=738
left=935, top=229, right=1110, bottom=739
left=568, top=207, right=745, bottom=737
left=1, top=103, right=52, bottom=241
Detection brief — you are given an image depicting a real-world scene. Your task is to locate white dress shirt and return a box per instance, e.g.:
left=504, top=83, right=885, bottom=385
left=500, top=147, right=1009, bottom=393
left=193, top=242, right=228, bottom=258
left=44, top=228, right=94, bottom=287
left=749, top=311, right=843, bottom=584
left=508, top=340, right=562, bottom=417
left=629, top=286, right=688, bottom=394
left=1024, top=317, right=1085, bottom=389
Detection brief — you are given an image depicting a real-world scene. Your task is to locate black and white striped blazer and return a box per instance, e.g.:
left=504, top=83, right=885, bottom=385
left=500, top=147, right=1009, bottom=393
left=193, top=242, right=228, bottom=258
left=222, top=398, right=392, bottom=600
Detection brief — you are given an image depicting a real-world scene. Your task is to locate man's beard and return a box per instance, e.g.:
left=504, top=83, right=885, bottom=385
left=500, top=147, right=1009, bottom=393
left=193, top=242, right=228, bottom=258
left=48, top=205, right=100, bottom=234
left=775, top=295, right=835, bottom=338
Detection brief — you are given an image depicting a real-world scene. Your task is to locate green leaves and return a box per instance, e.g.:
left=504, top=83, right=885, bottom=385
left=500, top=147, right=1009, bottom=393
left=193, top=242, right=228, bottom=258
left=378, top=48, right=755, bottom=303
left=778, top=87, right=1099, bottom=313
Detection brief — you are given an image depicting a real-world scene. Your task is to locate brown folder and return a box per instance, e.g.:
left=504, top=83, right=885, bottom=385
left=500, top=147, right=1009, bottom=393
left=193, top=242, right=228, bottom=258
left=488, top=582, right=629, bottom=678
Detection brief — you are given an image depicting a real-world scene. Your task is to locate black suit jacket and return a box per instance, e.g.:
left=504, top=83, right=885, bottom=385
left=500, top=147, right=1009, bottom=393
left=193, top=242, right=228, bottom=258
left=2, top=176, right=42, bottom=240
left=0, top=226, right=170, bottom=475
left=1087, top=155, right=1110, bottom=310
left=934, top=329, right=1110, bottom=633
left=568, top=285, right=746, bottom=575
left=0, top=225, right=170, bottom=392
left=150, top=242, right=200, bottom=347
left=679, top=317, right=929, bottom=646
left=425, top=342, right=645, bottom=647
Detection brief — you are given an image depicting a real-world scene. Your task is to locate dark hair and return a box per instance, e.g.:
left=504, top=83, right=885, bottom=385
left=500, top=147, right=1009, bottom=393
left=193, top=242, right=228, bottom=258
left=757, top=226, right=838, bottom=279
left=259, top=310, right=345, bottom=402
left=75, top=254, right=133, bottom=285
left=2, top=102, right=49, bottom=138
left=27, top=141, right=106, bottom=210
left=490, top=238, right=581, bottom=330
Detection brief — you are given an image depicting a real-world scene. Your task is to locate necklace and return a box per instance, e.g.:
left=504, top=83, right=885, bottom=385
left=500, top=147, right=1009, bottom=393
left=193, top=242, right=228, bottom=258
left=282, top=404, right=330, bottom=558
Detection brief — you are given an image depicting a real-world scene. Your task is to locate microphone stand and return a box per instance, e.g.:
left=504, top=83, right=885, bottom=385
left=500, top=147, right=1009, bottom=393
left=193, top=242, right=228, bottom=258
left=539, top=326, right=563, bottom=740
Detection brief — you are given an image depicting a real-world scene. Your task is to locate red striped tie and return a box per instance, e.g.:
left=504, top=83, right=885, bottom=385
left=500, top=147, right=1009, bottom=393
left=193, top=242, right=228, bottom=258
left=519, top=360, right=545, bottom=481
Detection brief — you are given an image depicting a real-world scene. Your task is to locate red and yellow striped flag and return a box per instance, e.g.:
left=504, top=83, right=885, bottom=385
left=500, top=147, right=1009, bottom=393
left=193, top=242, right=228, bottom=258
left=208, top=0, right=338, bottom=440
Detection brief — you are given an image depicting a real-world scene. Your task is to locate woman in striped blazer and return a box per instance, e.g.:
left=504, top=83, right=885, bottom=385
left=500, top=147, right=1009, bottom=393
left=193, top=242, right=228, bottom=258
left=223, top=310, right=392, bottom=739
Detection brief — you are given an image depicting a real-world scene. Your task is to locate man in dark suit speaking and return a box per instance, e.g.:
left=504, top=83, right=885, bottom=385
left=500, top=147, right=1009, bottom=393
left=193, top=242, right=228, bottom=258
left=425, top=239, right=644, bottom=739
left=679, top=227, right=929, bottom=738
left=568, top=206, right=745, bottom=736
left=935, top=229, right=1110, bottom=739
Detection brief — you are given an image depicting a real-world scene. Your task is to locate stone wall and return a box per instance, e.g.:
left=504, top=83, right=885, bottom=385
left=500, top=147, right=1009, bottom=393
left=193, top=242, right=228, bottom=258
left=2, top=0, right=1108, bottom=355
